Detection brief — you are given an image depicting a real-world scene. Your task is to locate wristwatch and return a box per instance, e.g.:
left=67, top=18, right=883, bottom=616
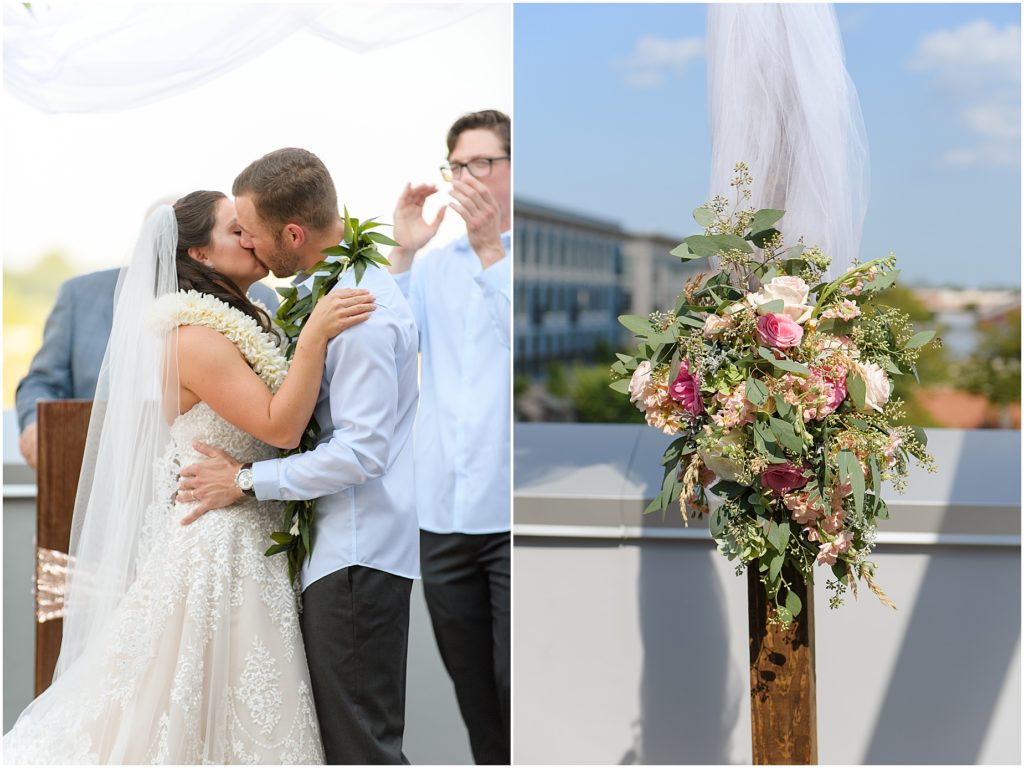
left=234, top=463, right=256, bottom=497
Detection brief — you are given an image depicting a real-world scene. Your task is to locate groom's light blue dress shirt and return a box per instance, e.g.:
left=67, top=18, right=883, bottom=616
left=394, top=232, right=511, bottom=534
left=251, top=265, right=421, bottom=590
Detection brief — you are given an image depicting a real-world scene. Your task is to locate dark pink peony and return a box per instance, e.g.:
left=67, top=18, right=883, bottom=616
left=760, top=462, right=811, bottom=496
left=668, top=360, right=703, bottom=415
left=756, top=313, right=804, bottom=349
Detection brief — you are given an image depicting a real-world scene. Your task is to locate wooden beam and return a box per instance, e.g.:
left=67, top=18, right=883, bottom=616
left=34, top=400, right=92, bottom=696
left=748, top=563, right=818, bottom=764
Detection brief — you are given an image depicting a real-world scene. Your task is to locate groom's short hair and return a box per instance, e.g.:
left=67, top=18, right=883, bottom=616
left=233, top=148, right=338, bottom=233
left=446, top=110, right=510, bottom=157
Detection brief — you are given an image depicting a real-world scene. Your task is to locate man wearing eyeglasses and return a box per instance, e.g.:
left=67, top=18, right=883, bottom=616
left=389, top=109, right=510, bottom=765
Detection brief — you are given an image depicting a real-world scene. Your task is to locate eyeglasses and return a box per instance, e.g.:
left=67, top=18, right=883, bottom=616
left=440, top=156, right=510, bottom=181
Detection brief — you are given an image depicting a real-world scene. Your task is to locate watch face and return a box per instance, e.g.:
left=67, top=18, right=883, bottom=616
left=237, top=468, right=254, bottom=491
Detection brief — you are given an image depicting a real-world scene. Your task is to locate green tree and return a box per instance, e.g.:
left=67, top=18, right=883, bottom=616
left=866, top=285, right=953, bottom=427
left=570, top=364, right=644, bottom=424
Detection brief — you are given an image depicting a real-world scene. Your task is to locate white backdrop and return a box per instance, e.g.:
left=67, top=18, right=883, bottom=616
left=3, top=3, right=512, bottom=276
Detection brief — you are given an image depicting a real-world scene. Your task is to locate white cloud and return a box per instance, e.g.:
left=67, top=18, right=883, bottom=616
left=940, top=145, right=1020, bottom=169
left=910, top=20, right=1020, bottom=87
left=613, top=35, right=704, bottom=90
left=909, top=20, right=1020, bottom=169
left=962, top=104, right=1021, bottom=141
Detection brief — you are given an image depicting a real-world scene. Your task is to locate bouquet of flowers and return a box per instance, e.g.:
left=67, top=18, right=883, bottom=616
left=611, top=165, right=937, bottom=625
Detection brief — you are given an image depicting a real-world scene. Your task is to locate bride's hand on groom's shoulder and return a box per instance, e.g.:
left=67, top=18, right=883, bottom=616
left=303, top=289, right=376, bottom=343
left=177, top=442, right=244, bottom=525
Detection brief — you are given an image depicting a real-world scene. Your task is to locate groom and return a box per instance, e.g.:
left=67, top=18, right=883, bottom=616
left=178, top=148, right=420, bottom=764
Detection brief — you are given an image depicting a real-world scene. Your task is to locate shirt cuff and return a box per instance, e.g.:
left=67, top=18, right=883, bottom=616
left=393, top=269, right=411, bottom=297
left=252, top=458, right=280, bottom=501
left=475, top=254, right=511, bottom=296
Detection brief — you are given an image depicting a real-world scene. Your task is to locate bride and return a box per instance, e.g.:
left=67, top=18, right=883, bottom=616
left=3, top=191, right=375, bottom=763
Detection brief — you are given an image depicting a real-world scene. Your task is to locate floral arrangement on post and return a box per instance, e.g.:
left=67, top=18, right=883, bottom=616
left=611, top=164, right=938, bottom=625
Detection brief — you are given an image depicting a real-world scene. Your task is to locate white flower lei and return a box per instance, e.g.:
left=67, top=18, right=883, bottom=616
left=148, top=290, right=289, bottom=392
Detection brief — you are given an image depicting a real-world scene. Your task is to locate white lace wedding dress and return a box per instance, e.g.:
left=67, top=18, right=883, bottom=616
left=3, top=294, right=324, bottom=764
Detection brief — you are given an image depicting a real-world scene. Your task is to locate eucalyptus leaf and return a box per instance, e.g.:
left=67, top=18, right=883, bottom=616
left=619, top=314, right=653, bottom=337
left=749, top=227, right=782, bottom=250
left=770, top=417, right=804, bottom=453
left=905, top=330, right=936, bottom=349
left=912, top=425, right=928, bottom=447
left=710, top=480, right=748, bottom=500
left=609, top=378, right=632, bottom=394
left=756, top=299, right=786, bottom=315
left=677, top=314, right=706, bottom=329
left=710, top=504, right=730, bottom=537
left=757, top=346, right=810, bottom=375
left=785, top=589, right=803, bottom=618
left=846, top=371, right=867, bottom=410
left=746, top=377, right=769, bottom=406
left=670, top=242, right=702, bottom=260
left=693, top=206, right=715, bottom=227
left=869, top=454, right=881, bottom=515
left=748, top=208, right=785, bottom=235
left=767, top=519, right=791, bottom=553
left=769, top=552, right=785, bottom=582
left=754, top=419, right=777, bottom=444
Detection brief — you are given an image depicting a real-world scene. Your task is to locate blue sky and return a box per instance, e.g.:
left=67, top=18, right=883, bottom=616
left=514, top=4, right=1021, bottom=289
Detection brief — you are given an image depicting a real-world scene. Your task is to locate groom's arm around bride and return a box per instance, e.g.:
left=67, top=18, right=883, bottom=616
left=178, top=148, right=420, bottom=765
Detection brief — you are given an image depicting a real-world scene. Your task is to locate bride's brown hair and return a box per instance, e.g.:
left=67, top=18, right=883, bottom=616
left=172, top=190, right=274, bottom=334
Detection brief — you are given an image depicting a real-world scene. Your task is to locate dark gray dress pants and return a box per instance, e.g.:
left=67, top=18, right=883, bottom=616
left=420, top=530, right=511, bottom=765
left=301, top=565, right=412, bottom=765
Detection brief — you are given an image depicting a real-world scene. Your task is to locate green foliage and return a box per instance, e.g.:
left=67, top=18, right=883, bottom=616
left=269, top=210, right=394, bottom=583
left=544, top=361, right=570, bottom=398
left=959, top=307, right=1021, bottom=406
left=571, top=364, right=644, bottom=424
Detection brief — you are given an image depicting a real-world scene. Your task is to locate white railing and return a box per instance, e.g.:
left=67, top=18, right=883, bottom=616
left=513, top=424, right=1020, bottom=765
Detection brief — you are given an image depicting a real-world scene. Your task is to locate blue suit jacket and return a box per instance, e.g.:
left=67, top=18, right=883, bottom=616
left=16, top=270, right=280, bottom=431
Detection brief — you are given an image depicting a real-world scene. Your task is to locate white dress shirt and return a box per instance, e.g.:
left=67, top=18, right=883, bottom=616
left=252, top=265, right=421, bottom=590
left=394, top=232, right=511, bottom=534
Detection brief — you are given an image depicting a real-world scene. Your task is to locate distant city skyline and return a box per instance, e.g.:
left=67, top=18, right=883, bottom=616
left=514, top=4, right=1021, bottom=289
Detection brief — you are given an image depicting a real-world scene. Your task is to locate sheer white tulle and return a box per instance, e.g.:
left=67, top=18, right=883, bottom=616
left=707, top=4, right=870, bottom=277
left=4, top=3, right=481, bottom=113
left=3, top=208, right=323, bottom=763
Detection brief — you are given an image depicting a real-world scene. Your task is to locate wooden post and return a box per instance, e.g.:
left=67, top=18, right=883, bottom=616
left=34, top=400, right=92, bottom=696
left=748, top=563, right=818, bottom=764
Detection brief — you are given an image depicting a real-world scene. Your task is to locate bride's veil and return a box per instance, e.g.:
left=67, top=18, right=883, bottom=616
left=53, top=205, right=181, bottom=679
left=707, top=4, right=870, bottom=277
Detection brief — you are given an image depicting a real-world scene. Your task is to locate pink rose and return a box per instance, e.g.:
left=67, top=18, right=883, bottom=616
left=668, top=360, right=703, bottom=415
left=760, top=462, right=810, bottom=496
left=756, top=313, right=804, bottom=350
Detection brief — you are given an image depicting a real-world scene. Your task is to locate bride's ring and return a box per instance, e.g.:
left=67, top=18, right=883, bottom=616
left=189, top=490, right=196, bottom=502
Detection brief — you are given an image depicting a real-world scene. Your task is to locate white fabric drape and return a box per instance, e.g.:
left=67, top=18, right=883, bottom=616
left=707, top=4, right=869, bottom=277
left=4, top=3, right=481, bottom=114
